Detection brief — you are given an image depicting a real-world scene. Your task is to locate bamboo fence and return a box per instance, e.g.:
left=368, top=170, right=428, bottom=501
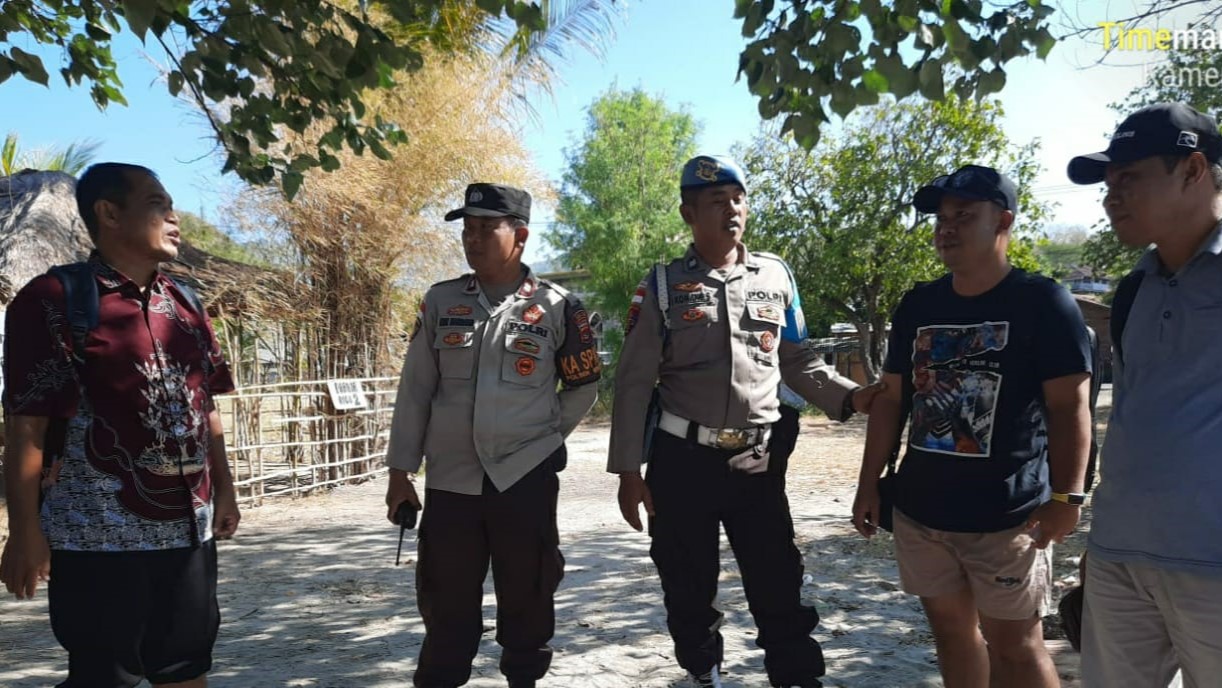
left=215, top=376, right=399, bottom=505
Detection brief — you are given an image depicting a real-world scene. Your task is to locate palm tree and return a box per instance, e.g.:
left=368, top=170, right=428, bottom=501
left=1, top=133, right=102, bottom=176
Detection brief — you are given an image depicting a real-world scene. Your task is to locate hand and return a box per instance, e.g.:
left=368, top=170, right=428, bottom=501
left=852, top=381, right=888, bottom=415
left=852, top=481, right=882, bottom=539
left=1024, top=499, right=1081, bottom=549
left=617, top=472, right=655, bottom=532
left=0, top=525, right=51, bottom=599
left=385, top=469, right=422, bottom=524
left=212, top=489, right=241, bottom=539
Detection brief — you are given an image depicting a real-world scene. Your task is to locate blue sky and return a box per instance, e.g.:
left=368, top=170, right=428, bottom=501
left=0, top=1, right=1176, bottom=263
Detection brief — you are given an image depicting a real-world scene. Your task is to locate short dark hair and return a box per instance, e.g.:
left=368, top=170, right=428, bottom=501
left=1160, top=154, right=1222, bottom=190
left=75, top=163, right=157, bottom=241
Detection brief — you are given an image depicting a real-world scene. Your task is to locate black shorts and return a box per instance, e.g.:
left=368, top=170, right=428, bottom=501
left=49, top=540, right=219, bottom=688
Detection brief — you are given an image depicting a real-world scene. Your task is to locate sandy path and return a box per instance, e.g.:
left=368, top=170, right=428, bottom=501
left=0, top=409, right=1094, bottom=688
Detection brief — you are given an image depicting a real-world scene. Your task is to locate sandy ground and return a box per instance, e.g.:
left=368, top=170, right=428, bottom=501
left=0, top=403, right=1099, bottom=688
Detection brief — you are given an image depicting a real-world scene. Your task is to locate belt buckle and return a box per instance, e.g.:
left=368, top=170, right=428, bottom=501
left=715, top=428, right=749, bottom=451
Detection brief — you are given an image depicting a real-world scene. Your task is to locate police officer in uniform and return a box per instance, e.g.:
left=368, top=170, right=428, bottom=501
left=609, top=156, right=881, bottom=688
left=384, top=183, right=601, bottom=688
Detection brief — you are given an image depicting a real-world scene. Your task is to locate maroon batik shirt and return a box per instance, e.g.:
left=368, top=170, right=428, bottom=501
left=2, top=257, right=235, bottom=551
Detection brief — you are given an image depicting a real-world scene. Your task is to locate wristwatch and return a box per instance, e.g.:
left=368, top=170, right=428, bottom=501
left=1050, top=492, right=1088, bottom=506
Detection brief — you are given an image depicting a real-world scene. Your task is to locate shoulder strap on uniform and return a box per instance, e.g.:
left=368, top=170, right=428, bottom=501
left=48, top=262, right=99, bottom=363
left=653, top=261, right=670, bottom=331
left=1110, top=269, right=1145, bottom=367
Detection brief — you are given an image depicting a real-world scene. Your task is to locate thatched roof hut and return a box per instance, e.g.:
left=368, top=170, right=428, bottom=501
left=0, top=170, right=294, bottom=317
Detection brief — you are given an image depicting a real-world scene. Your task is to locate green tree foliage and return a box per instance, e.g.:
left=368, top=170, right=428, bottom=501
left=740, top=97, right=1048, bottom=381
left=0, top=0, right=602, bottom=194
left=733, top=0, right=1056, bottom=149
left=1036, top=224, right=1088, bottom=280
left=177, top=211, right=270, bottom=265
left=1081, top=230, right=1143, bottom=285
left=546, top=88, right=698, bottom=376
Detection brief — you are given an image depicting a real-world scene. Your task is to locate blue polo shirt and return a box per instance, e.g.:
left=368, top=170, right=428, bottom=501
left=1089, top=221, right=1222, bottom=576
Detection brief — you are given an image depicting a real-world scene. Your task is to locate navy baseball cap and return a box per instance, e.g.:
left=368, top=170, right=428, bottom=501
left=912, top=165, right=1018, bottom=214
left=680, top=155, right=747, bottom=192
left=444, top=183, right=531, bottom=222
left=1068, top=103, right=1222, bottom=185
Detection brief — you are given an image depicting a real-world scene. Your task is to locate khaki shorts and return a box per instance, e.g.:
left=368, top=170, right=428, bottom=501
left=892, top=508, right=1052, bottom=620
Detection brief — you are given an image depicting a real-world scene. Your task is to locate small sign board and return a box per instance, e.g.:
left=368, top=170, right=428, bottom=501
left=326, top=379, right=368, bottom=411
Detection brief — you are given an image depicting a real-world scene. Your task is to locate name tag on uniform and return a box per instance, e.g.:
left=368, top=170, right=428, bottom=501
left=508, top=321, right=551, bottom=338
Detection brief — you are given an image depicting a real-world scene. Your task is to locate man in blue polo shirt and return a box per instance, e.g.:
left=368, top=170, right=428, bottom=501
left=1067, top=102, right=1222, bottom=688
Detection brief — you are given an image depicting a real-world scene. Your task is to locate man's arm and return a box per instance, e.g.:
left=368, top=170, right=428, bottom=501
left=609, top=276, right=664, bottom=531
left=558, top=384, right=597, bottom=438
left=207, top=409, right=240, bottom=539
left=0, top=415, right=51, bottom=599
left=851, top=373, right=904, bottom=538
left=607, top=278, right=664, bottom=474
left=386, top=299, right=439, bottom=475
left=555, top=298, right=601, bottom=437
left=384, top=299, right=438, bottom=522
left=1025, top=372, right=1091, bottom=547
left=777, top=341, right=863, bottom=420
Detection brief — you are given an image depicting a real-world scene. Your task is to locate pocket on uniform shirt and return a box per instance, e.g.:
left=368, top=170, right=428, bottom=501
left=502, top=333, right=551, bottom=387
left=435, top=329, right=476, bottom=378
left=745, top=302, right=783, bottom=364
left=667, top=305, right=720, bottom=363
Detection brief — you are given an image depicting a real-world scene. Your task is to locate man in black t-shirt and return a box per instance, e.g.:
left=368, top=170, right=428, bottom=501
left=852, top=165, right=1093, bottom=688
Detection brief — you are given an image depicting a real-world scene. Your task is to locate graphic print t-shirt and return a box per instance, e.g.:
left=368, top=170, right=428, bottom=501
left=883, top=269, right=1091, bottom=533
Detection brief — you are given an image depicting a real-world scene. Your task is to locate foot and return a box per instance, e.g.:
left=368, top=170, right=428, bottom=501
left=690, top=665, right=724, bottom=687
left=771, top=682, right=822, bottom=688
left=507, top=680, right=536, bottom=688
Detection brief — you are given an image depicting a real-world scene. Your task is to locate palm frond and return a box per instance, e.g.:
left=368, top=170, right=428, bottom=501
left=2, top=133, right=17, bottom=176
left=496, top=0, right=623, bottom=93
left=55, top=139, right=103, bottom=175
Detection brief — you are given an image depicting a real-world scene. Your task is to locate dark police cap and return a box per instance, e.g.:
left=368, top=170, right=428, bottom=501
left=912, top=164, right=1018, bottom=214
left=1068, top=103, right=1222, bottom=185
left=680, top=155, right=747, bottom=192
left=444, top=183, right=531, bottom=222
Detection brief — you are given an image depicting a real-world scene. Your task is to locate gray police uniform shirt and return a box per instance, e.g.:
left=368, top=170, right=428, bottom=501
left=386, top=268, right=601, bottom=494
left=607, top=244, right=857, bottom=473
left=1090, top=221, right=1222, bottom=575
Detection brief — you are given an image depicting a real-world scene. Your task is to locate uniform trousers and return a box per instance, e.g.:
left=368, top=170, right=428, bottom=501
left=413, top=451, right=565, bottom=688
left=646, top=406, right=823, bottom=686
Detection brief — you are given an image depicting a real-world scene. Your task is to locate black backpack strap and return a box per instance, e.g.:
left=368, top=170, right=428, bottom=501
left=1085, top=325, right=1102, bottom=492
left=48, top=263, right=99, bottom=363
left=1110, top=269, right=1145, bottom=368
left=168, top=277, right=207, bottom=318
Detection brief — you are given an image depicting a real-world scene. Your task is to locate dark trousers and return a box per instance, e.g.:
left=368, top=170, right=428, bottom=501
left=413, top=455, right=565, bottom=688
left=646, top=406, right=823, bottom=686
